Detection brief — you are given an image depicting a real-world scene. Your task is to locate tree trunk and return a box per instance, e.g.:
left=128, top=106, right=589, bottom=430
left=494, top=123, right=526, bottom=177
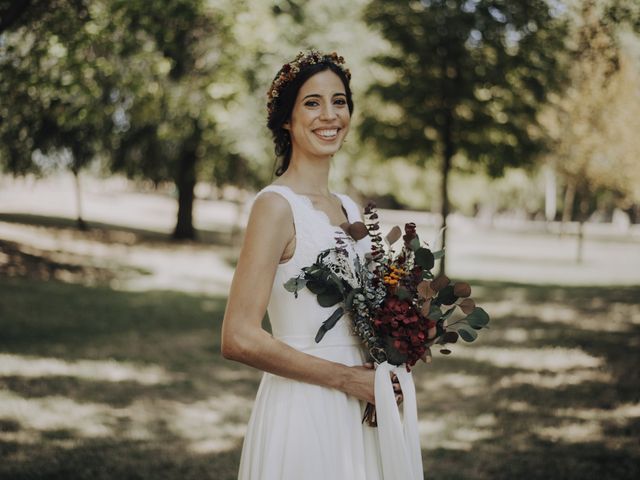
left=72, top=167, right=88, bottom=231
left=576, top=194, right=590, bottom=264
left=438, top=109, right=454, bottom=277
left=172, top=131, right=199, bottom=240
left=560, top=179, right=576, bottom=238
left=544, top=164, right=557, bottom=223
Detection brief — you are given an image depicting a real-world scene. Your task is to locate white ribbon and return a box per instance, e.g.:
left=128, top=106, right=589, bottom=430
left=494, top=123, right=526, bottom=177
left=374, top=361, right=423, bottom=480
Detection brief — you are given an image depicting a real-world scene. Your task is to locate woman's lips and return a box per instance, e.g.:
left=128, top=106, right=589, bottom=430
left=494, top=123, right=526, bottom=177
left=313, top=128, right=340, bottom=141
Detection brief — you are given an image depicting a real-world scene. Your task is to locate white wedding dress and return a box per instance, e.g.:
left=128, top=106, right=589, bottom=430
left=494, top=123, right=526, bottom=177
left=237, top=185, right=423, bottom=480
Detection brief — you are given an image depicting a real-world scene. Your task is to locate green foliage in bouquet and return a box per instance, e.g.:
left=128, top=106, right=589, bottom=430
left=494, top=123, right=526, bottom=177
left=284, top=201, right=491, bottom=369
left=284, top=248, right=354, bottom=343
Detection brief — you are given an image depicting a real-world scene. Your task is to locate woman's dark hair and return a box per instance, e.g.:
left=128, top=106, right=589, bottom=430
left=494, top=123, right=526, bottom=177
left=267, top=61, right=354, bottom=176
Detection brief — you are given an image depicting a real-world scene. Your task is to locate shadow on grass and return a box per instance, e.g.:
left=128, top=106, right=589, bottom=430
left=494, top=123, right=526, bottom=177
left=0, top=436, right=243, bottom=480
left=426, top=439, right=639, bottom=480
left=0, top=212, right=240, bottom=247
left=0, top=238, right=151, bottom=286
left=0, top=277, right=639, bottom=479
left=0, top=279, right=265, bottom=422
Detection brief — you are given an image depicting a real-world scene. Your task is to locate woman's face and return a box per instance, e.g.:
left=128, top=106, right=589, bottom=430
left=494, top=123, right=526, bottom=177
left=284, top=69, right=351, bottom=160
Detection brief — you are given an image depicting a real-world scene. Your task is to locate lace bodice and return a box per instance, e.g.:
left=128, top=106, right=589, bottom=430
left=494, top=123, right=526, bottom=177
left=253, top=184, right=372, bottom=345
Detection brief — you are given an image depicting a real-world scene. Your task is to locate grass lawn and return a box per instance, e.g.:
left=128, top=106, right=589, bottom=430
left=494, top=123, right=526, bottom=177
left=1, top=180, right=639, bottom=479
left=1, top=273, right=639, bottom=479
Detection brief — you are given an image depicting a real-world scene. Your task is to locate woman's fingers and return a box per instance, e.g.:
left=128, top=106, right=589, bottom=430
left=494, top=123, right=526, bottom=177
left=390, top=372, right=403, bottom=394
left=361, top=365, right=403, bottom=404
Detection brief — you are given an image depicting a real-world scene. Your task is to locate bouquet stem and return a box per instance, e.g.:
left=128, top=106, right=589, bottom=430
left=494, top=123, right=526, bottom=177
left=362, top=402, right=377, bottom=427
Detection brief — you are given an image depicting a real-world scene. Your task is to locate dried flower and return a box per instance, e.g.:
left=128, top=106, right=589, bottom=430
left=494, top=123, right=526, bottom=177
left=267, top=49, right=351, bottom=121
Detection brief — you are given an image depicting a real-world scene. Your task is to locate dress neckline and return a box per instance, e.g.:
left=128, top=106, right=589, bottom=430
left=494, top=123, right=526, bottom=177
left=272, top=184, right=350, bottom=229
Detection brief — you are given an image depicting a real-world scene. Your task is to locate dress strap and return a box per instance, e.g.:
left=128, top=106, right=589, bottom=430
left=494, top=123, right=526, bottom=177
left=335, top=193, right=364, bottom=223
left=253, top=185, right=313, bottom=267
left=256, top=185, right=302, bottom=209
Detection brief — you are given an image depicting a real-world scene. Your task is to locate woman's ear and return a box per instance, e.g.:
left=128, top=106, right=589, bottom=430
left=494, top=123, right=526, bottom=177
left=282, top=120, right=290, bottom=130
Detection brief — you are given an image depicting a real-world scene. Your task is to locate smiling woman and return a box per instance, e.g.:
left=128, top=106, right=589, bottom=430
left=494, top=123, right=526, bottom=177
left=266, top=50, right=354, bottom=177
left=220, top=50, right=413, bottom=479
left=282, top=71, right=351, bottom=162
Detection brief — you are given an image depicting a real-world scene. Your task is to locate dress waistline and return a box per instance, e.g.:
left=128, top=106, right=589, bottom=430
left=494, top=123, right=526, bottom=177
left=275, top=333, right=362, bottom=351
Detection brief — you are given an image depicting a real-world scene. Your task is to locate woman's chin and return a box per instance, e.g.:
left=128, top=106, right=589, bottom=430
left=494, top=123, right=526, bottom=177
left=312, top=138, right=346, bottom=156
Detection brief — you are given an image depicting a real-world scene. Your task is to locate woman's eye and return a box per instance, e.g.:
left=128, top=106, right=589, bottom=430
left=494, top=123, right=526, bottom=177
left=334, top=98, right=347, bottom=105
left=304, top=101, right=319, bottom=107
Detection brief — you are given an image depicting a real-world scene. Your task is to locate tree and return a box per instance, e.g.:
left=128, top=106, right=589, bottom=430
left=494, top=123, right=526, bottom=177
left=0, top=0, right=248, bottom=239
left=105, top=0, right=242, bottom=240
left=0, top=0, right=118, bottom=229
left=541, top=0, right=640, bottom=261
left=361, top=0, right=569, bottom=274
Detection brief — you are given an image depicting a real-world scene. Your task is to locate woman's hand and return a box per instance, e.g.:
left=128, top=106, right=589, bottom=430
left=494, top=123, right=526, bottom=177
left=343, top=363, right=376, bottom=404
left=343, top=362, right=403, bottom=405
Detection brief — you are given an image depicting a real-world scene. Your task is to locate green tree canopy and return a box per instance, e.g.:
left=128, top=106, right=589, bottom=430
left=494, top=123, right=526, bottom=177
left=0, top=0, right=253, bottom=239
left=361, top=0, right=569, bottom=272
left=541, top=0, right=640, bottom=225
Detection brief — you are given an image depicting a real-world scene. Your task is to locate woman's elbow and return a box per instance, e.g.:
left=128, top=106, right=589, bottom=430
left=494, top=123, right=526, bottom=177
left=221, top=335, right=242, bottom=361
left=221, top=329, right=252, bottom=362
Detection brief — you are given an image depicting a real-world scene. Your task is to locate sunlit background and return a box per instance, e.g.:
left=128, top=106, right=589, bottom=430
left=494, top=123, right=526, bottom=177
left=1, top=0, right=639, bottom=479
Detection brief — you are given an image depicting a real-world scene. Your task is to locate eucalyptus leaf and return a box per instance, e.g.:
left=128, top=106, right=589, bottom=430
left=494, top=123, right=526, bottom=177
left=422, top=270, right=434, bottom=280
left=466, top=307, right=490, bottom=329
left=317, top=288, right=343, bottom=307
left=305, top=266, right=323, bottom=277
left=440, top=331, right=459, bottom=344
left=307, top=280, right=327, bottom=295
left=415, top=247, right=435, bottom=270
left=427, top=304, right=442, bottom=321
left=284, top=276, right=307, bottom=294
left=409, top=237, right=421, bottom=251
left=441, top=306, right=456, bottom=321
left=315, top=307, right=345, bottom=343
left=433, top=285, right=457, bottom=306
left=432, top=249, right=445, bottom=260
left=458, top=326, right=478, bottom=342
left=385, top=226, right=402, bottom=245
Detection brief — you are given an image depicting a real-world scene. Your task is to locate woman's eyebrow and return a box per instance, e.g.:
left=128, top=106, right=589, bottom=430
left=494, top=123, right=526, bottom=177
left=302, top=92, right=347, bottom=100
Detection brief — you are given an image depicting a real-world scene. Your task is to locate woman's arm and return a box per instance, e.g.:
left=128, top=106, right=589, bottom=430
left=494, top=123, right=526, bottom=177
left=220, top=192, right=375, bottom=404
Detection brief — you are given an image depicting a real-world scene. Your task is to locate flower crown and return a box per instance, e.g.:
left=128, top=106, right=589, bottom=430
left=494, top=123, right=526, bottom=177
left=267, top=49, right=351, bottom=122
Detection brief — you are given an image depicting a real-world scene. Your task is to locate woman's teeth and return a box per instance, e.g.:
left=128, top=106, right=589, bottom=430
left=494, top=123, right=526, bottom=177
left=315, top=129, right=338, bottom=138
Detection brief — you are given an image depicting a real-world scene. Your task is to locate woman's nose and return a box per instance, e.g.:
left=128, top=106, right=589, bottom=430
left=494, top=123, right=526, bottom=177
left=319, top=104, right=338, bottom=120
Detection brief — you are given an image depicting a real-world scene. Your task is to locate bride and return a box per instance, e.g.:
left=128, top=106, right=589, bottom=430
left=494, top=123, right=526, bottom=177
left=221, top=50, right=419, bottom=480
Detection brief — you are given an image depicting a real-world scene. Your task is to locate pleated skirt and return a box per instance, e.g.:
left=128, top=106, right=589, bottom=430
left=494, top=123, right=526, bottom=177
left=237, top=337, right=384, bottom=480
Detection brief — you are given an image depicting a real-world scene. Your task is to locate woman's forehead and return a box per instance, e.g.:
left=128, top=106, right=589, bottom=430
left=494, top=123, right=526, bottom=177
left=299, top=70, right=346, bottom=96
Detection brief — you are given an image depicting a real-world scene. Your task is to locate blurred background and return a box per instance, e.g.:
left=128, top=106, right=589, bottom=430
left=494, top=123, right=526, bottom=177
left=1, top=0, right=639, bottom=479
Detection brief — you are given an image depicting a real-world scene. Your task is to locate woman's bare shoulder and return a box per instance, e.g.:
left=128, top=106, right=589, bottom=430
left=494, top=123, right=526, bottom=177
left=249, top=189, right=293, bottom=225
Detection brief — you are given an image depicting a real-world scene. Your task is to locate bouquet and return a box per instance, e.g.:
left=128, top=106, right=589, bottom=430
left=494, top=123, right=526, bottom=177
left=284, top=201, right=490, bottom=426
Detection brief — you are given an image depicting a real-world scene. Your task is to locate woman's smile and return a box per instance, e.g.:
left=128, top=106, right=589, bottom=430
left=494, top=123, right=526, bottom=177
left=285, top=70, right=351, bottom=159
left=312, top=127, right=341, bottom=141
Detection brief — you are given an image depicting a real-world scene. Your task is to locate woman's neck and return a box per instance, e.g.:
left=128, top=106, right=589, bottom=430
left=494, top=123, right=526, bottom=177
left=277, top=153, right=332, bottom=195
